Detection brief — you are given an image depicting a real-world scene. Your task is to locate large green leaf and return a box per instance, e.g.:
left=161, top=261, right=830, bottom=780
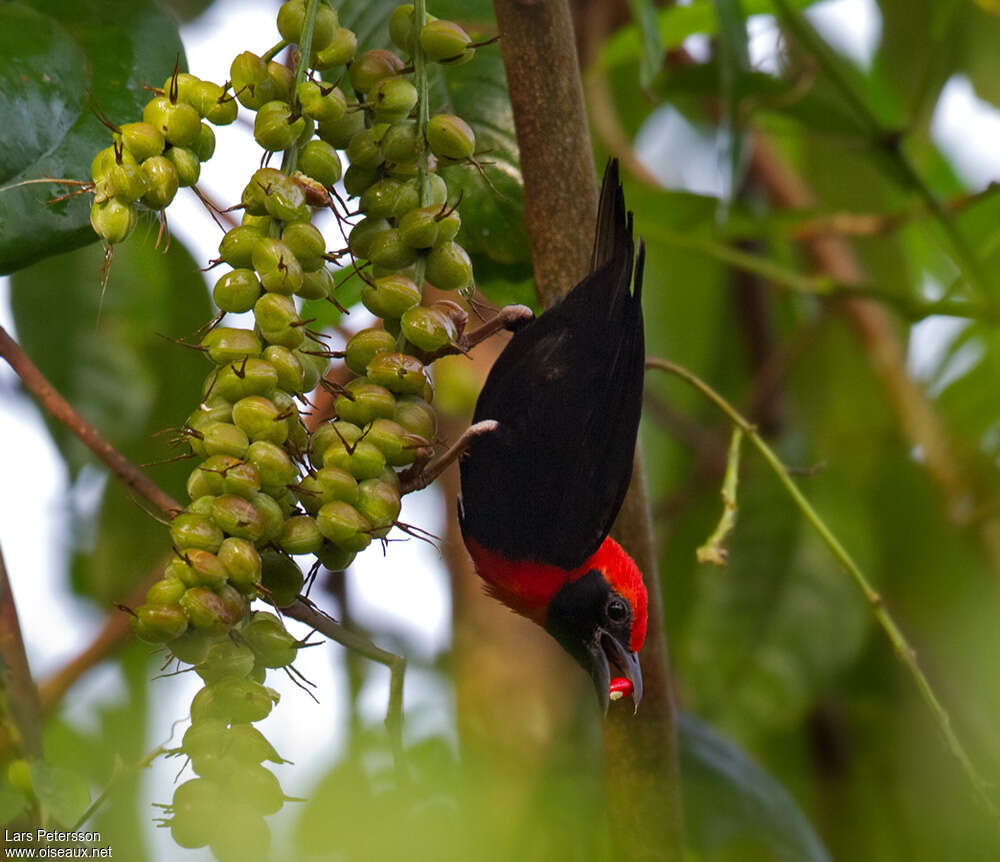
left=11, top=231, right=212, bottom=600
left=678, top=712, right=831, bottom=861
left=0, top=0, right=185, bottom=274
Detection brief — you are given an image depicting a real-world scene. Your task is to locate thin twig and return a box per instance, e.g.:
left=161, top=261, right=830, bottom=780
left=72, top=745, right=165, bottom=830
left=399, top=420, right=498, bottom=495
left=0, top=325, right=181, bottom=517
left=771, top=0, right=993, bottom=306
left=0, top=541, right=43, bottom=758
left=696, top=427, right=743, bottom=566
left=646, top=356, right=999, bottom=821
left=283, top=598, right=406, bottom=775
left=39, top=557, right=168, bottom=713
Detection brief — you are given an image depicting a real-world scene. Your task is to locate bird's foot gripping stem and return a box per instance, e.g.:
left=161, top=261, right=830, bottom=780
left=399, top=420, right=499, bottom=495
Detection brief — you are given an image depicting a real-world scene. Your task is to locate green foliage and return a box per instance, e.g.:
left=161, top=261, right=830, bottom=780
left=4, top=0, right=1000, bottom=859
left=0, top=0, right=185, bottom=274
left=10, top=233, right=211, bottom=600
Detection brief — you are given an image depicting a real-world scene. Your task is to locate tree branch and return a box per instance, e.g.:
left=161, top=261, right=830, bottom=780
left=494, top=0, right=600, bottom=307
left=283, top=598, right=406, bottom=770
left=494, top=1, right=684, bottom=857
left=0, top=541, right=43, bottom=759
left=0, top=325, right=181, bottom=517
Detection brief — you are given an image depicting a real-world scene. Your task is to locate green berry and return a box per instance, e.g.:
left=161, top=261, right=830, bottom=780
left=264, top=345, right=305, bottom=393
left=420, top=20, right=474, bottom=65
left=253, top=293, right=304, bottom=349
left=368, top=228, right=418, bottom=269
left=425, top=240, right=473, bottom=291
left=316, top=500, right=370, bottom=546
left=344, top=328, right=397, bottom=375
left=322, top=438, right=386, bottom=481
left=298, top=266, right=335, bottom=300
left=143, top=96, right=202, bottom=147
left=232, top=396, right=287, bottom=444
left=147, top=575, right=186, bottom=605
left=278, top=514, right=324, bottom=556
left=355, top=478, right=401, bottom=537
left=348, top=217, right=391, bottom=260
left=202, top=327, right=263, bottom=365
left=346, top=126, right=386, bottom=170
left=195, top=638, right=256, bottom=684
left=314, top=26, right=357, bottom=69
left=297, top=140, right=343, bottom=187
left=365, top=417, right=418, bottom=466
left=316, top=542, right=356, bottom=571
left=381, top=121, right=419, bottom=163
left=180, top=587, right=236, bottom=634
left=219, top=225, right=262, bottom=268
left=118, top=122, right=165, bottom=160
left=193, top=123, right=216, bottom=161
left=201, top=421, right=250, bottom=459
left=394, top=394, right=437, bottom=440
left=281, top=222, right=325, bottom=271
left=212, top=359, right=278, bottom=401
left=370, top=76, right=418, bottom=123
left=130, top=603, right=189, bottom=643
left=213, top=269, right=261, bottom=313
left=260, top=550, right=304, bottom=607
left=400, top=305, right=457, bottom=351
left=398, top=206, right=440, bottom=249
left=218, top=537, right=262, bottom=593
left=426, top=113, right=475, bottom=161
left=140, top=155, right=180, bottom=209
left=254, top=100, right=306, bottom=152
left=366, top=352, right=427, bottom=395
left=349, top=49, right=405, bottom=94
left=316, top=105, right=365, bottom=148
left=335, top=378, right=397, bottom=426
left=168, top=548, right=229, bottom=589
left=165, top=146, right=201, bottom=187
left=296, top=81, right=346, bottom=123
left=171, top=513, right=224, bottom=553
left=361, top=274, right=421, bottom=318
left=343, top=162, right=379, bottom=198
left=197, top=677, right=276, bottom=723
left=247, top=440, right=297, bottom=488
left=252, top=237, right=304, bottom=295
left=90, top=198, right=136, bottom=244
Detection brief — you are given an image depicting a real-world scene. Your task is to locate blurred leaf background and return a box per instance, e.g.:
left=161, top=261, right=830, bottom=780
left=3, top=0, right=1000, bottom=859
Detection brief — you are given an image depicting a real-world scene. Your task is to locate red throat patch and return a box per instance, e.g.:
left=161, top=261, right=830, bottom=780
left=464, top=535, right=648, bottom=653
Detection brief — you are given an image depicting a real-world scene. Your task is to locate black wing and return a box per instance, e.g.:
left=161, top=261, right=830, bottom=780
left=459, top=160, right=645, bottom=570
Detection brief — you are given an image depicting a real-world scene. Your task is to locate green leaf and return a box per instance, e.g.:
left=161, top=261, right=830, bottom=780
left=628, top=0, right=665, bottom=89
left=11, top=232, right=212, bottom=600
left=678, top=712, right=831, bottom=861
left=0, top=783, right=29, bottom=824
left=0, top=0, right=185, bottom=274
left=30, top=760, right=91, bottom=828
left=712, top=0, right=750, bottom=203
left=601, top=0, right=822, bottom=70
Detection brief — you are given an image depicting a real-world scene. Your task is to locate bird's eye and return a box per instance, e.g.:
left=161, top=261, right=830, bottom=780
left=606, top=597, right=629, bottom=624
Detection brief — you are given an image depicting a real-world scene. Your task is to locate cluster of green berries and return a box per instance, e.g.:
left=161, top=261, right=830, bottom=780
left=90, top=73, right=236, bottom=243
left=161, top=611, right=299, bottom=859
left=91, top=1, right=492, bottom=854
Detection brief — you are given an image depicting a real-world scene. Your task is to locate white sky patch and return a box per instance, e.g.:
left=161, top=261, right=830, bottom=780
left=806, top=0, right=882, bottom=69
left=932, top=75, right=1000, bottom=188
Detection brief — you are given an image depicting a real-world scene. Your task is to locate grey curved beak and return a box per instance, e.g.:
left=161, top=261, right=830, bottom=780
left=586, top=628, right=643, bottom=715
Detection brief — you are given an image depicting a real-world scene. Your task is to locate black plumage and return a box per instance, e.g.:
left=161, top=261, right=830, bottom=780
left=459, top=160, right=645, bottom=570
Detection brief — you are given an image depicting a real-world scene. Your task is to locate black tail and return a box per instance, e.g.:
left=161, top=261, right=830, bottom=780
left=459, top=160, right=645, bottom=569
